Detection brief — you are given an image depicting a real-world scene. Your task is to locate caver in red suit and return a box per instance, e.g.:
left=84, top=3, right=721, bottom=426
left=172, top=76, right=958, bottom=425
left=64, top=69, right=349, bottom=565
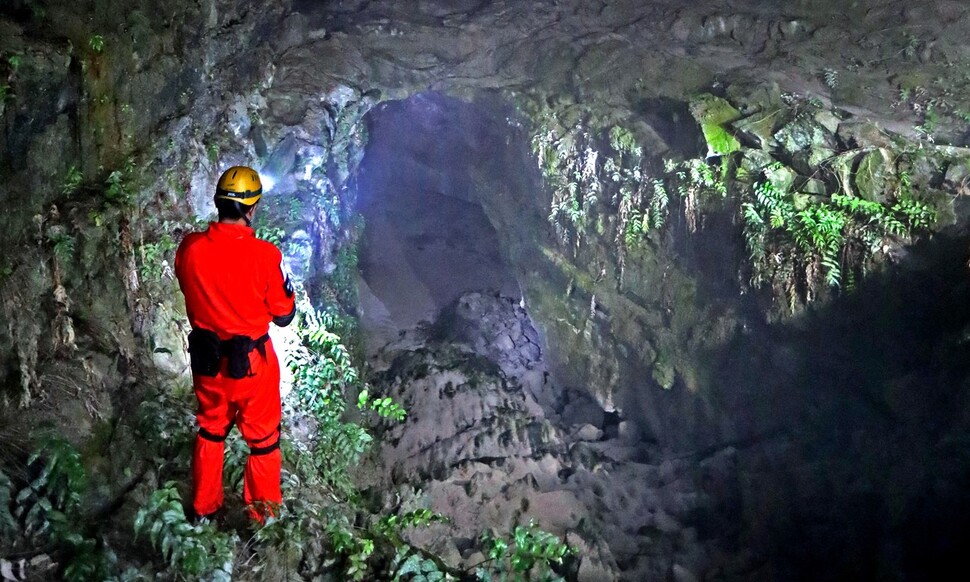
left=174, top=165, right=295, bottom=522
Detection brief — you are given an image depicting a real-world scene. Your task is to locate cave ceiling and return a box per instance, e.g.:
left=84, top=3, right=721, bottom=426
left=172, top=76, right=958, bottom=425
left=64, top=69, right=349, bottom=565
left=266, top=0, right=970, bottom=147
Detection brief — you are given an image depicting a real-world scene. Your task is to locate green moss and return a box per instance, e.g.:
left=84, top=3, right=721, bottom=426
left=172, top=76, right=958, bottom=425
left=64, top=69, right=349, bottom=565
left=652, top=356, right=675, bottom=390
left=540, top=246, right=596, bottom=292
left=689, top=94, right=742, bottom=155
left=855, top=149, right=891, bottom=203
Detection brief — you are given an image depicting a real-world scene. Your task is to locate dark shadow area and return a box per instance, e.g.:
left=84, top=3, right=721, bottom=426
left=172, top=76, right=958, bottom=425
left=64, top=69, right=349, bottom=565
left=699, top=225, right=970, bottom=580
left=634, top=97, right=706, bottom=158
left=355, top=92, right=520, bottom=351
left=350, top=90, right=970, bottom=581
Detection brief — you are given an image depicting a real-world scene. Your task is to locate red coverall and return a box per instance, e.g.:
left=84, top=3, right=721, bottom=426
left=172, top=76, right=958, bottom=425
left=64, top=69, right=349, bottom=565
left=174, top=221, right=295, bottom=519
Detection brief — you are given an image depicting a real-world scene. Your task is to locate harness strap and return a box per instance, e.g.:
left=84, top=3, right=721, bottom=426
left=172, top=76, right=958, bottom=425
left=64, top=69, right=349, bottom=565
left=249, top=438, right=280, bottom=456
left=250, top=423, right=282, bottom=445
left=199, top=419, right=235, bottom=443
left=219, top=333, right=270, bottom=379
left=217, top=333, right=270, bottom=356
left=248, top=423, right=282, bottom=456
left=189, top=329, right=270, bottom=379
left=253, top=333, right=269, bottom=358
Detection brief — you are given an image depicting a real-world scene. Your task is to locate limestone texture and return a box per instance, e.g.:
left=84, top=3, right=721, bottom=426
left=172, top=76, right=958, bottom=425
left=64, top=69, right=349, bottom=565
left=2, top=0, right=970, bottom=580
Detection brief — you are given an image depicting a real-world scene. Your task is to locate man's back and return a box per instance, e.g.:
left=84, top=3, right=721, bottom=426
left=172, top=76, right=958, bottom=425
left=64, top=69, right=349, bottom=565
left=175, top=221, right=291, bottom=340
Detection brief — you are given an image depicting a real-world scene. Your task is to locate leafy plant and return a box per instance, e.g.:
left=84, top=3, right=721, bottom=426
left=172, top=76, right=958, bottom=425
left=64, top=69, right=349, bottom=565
left=893, top=196, right=934, bottom=230
left=49, top=233, right=76, bottom=264
left=222, top=433, right=249, bottom=491
left=88, top=35, right=105, bottom=53
left=327, top=518, right=376, bottom=581
left=670, top=157, right=726, bottom=233
left=529, top=103, right=610, bottom=248
left=649, top=179, right=669, bottom=230
left=104, top=157, right=136, bottom=205
left=821, top=68, right=839, bottom=90
left=329, top=243, right=360, bottom=309
left=15, top=435, right=86, bottom=537
left=526, top=97, right=665, bottom=270
left=740, top=162, right=935, bottom=301
left=376, top=508, right=445, bottom=537
left=7, top=53, right=22, bottom=73
left=474, top=522, right=573, bottom=581
left=135, top=382, right=196, bottom=469
left=137, top=233, right=175, bottom=282
left=0, top=53, right=22, bottom=107
left=288, top=196, right=305, bottom=221
left=392, top=550, right=453, bottom=581
left=134, top=482, right=236, bottom=580
left=358, top=388, right=406, bottom=422
left=11, top=432, right=114, bottom=580
left=255, top=225, right=285, bottom=246
left=62, top=166, right=84, bottom=196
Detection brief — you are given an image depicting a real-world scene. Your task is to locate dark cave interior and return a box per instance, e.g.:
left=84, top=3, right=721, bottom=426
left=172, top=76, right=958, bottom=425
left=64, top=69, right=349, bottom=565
left=3, top=0, right=970, bottom=580
left=356, top=93, right=521, bottom=349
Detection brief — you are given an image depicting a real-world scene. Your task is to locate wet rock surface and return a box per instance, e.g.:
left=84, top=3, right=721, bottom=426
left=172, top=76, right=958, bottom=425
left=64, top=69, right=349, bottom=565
left=370, top=293, right=701, bottom=580
left=3, top=0, right=970, bottom=579
left=370, top=279, right=970, bottom=581
left=269, top=2, right=970, bottom=576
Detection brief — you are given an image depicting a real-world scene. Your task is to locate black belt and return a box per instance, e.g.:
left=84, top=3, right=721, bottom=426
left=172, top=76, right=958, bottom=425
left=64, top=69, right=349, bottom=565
left=188, top=329, right=269, bottom=379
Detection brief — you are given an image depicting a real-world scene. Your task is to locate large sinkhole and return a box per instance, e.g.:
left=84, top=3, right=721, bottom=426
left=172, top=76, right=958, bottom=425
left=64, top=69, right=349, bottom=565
left=355, top=93, right=526, bottom=352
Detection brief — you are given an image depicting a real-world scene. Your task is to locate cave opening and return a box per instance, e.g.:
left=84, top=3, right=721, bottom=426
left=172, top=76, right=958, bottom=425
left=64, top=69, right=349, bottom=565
left=354, top=92, right=526, bottom=353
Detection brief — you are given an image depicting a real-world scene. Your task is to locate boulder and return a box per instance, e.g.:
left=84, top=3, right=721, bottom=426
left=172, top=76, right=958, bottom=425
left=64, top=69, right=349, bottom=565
left=854, top=148, right=892, bottom=203
left=944, top=157, right=970, bottom=194
left=689, top=94, right=743, bottom=155
left=574, top=423, right=604, bottom=442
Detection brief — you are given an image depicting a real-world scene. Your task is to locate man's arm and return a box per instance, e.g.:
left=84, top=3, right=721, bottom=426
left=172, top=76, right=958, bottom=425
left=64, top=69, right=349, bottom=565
left=272, top=278, right=296, bottom=327
left=265, top=247, right=297, bottom=327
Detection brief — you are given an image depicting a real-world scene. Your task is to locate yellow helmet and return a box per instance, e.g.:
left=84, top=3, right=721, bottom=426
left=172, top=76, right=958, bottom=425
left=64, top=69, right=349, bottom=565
left=215, top=166, right=262, bottom=205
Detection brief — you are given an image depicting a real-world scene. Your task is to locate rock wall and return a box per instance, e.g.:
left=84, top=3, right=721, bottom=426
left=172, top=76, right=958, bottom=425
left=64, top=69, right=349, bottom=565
left=0, top=0, right=294, bottom=516
left=2, top=0, right=970, bottom=579
left=251, top=0, right=970, bottom=453
left=371, top=293, right=719, bottom=581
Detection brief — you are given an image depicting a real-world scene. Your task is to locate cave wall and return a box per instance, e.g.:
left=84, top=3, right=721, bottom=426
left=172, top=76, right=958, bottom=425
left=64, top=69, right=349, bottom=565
left=252, top=4, right=970, bottom=577
left=3, top=0, right=947, bottom=460
left=5, top=0, right=970, bottom=447
left=252, top=0, right=970, bottom=455
left=2, top=0, right=970, bottom=579
left=0, top=0, right=294, bottom=438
